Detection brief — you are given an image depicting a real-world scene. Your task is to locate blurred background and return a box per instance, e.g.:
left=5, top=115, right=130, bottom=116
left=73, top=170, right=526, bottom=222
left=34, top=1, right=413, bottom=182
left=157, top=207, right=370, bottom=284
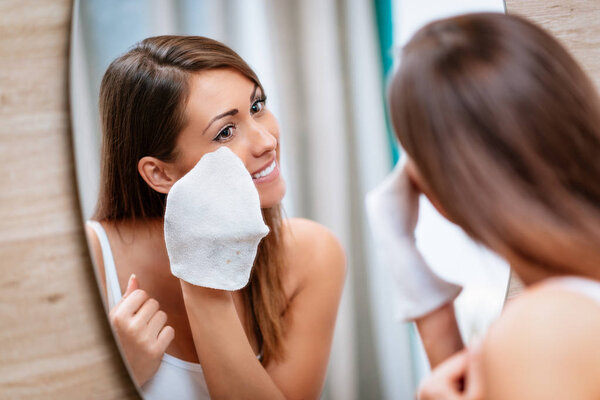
left=70, top=0, right=509, bottom=398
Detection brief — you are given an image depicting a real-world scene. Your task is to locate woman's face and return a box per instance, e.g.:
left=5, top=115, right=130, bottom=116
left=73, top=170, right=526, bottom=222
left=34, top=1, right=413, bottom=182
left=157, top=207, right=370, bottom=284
left=171, top=68, right=285, bottom=208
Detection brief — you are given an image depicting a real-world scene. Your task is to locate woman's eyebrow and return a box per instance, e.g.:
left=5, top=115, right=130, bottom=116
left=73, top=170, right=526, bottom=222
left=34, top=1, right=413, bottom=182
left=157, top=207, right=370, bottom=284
left=202, top=109, right=239, bottom=135
left=250, top=84, right=259, bottom=101
left=202, top=84, right=259, bottom=135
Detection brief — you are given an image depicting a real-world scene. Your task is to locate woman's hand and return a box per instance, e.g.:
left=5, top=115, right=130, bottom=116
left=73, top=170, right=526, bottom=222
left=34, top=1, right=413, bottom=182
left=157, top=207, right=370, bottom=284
left=417, top=341, right=484, bottom=400
left=109, top=274, right=175, bottom=387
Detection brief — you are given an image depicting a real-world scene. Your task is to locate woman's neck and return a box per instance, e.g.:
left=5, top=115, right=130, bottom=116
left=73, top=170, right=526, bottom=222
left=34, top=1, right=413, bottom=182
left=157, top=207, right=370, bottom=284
left=106, top=217, right=172, bottom=279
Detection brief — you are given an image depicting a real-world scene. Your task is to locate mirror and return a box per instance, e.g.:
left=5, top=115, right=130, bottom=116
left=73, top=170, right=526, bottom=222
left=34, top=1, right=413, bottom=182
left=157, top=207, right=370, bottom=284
left=70, top=0, right=508, bottom=398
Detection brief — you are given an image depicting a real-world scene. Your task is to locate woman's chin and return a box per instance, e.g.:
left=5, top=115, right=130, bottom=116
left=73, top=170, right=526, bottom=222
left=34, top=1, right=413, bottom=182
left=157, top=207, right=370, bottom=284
left=258, top=181, right=286, bottom=209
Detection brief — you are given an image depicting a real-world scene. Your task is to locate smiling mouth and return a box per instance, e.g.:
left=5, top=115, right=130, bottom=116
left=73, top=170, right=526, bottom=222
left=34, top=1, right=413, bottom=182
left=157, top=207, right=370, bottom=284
left=252, top=159, right=277, bottom=179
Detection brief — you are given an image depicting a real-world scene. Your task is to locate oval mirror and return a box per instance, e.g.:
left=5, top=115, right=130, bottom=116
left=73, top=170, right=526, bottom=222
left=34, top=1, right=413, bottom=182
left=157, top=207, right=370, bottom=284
left=70, top=0, right=509, bottom=398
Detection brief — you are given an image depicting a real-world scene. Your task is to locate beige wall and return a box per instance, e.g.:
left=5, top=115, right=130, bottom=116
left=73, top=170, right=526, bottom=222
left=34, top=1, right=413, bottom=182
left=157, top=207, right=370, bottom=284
left=0, top=1, right=137, bottom=398
left=0, top=0, right=597, bottom=398
left=506, top=0, right=600, bottom=90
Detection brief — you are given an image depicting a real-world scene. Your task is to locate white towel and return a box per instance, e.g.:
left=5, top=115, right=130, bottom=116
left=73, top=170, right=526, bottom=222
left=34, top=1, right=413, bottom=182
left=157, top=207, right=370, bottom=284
left=365, top=157, right=462, bottom=321
left=164, top=147, right=270, bottom=290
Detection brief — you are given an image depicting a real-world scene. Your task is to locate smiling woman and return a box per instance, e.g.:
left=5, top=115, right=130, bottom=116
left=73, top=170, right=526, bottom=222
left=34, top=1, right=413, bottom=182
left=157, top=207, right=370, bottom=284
left=84, top=35, right=346, bottom=399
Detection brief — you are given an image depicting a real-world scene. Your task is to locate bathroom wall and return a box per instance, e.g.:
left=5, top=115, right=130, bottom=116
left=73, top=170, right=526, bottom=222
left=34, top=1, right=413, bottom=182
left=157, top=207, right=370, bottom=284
left=0, top=0, right=598, bottom=398
left=506, top=0, right=600, bottom=90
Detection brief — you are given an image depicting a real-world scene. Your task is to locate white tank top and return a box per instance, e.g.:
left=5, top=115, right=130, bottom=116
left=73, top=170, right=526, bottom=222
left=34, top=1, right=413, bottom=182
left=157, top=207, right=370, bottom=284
left=542, top=275, right=600, bottom=303
left=86, top=220, right=211, bottom=399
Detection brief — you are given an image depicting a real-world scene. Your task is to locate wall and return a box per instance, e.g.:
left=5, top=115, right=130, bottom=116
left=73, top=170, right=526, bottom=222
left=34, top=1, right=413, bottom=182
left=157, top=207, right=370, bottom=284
left=506, top=0, right=600, bottom=90
left=0, top=1, right=137, bottom=398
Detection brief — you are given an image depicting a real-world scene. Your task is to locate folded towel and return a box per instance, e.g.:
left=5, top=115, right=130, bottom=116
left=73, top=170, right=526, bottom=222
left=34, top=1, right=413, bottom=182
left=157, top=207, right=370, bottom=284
left=164, top=147, right=270, bottom=290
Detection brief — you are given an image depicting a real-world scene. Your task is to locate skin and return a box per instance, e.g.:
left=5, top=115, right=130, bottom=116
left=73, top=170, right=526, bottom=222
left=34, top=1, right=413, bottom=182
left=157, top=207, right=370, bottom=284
left=410, top=159, right=600, bottom=399
left=415, top=301, right=464, bottom=369
left=87, top=68, right=346, bottom=398
left=417, top=345, right=484, bottom=400
left=480, top=283, right=600, bottom=400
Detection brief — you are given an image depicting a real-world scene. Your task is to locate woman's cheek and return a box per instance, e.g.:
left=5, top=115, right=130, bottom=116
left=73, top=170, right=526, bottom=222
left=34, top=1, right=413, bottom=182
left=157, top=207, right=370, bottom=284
left=220, top=142, right=247, bottom=162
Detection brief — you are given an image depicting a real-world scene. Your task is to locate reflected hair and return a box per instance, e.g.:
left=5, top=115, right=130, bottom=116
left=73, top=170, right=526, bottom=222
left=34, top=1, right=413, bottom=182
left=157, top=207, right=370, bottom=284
left=389, top=13, right=600, bottom=278
left=95, top=36, right=287, bottom=364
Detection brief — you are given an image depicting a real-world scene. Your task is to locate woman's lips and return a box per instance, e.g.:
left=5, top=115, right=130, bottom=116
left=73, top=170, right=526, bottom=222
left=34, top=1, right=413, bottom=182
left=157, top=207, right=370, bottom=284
left=251, top=159, right=279, bottom=184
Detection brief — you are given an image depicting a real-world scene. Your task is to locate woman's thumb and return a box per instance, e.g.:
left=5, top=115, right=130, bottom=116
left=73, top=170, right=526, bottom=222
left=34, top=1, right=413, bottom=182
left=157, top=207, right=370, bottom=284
left=465, top=337, right=485, bottom=399
left=123, top=274, right=138, bottom=298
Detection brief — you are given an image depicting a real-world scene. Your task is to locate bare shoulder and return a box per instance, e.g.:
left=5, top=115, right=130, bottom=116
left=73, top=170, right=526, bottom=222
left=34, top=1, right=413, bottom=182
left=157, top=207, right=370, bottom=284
left=481, top=283, right=600, bottom=399
left=281, top=218, right=346, bottom=286
left=84, top=222, right=108, bottom=301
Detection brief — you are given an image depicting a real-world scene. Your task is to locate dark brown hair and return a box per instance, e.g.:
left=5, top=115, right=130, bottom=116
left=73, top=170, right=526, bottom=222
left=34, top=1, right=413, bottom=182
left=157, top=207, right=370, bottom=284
left=389, top=13, right=600, bottom=278
left=95, top=36, right=287, bottom=364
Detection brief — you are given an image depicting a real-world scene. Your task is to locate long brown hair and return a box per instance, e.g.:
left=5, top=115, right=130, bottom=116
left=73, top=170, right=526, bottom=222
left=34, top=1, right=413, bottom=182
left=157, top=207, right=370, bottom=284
left=389, top=13, right=600, bottom=279
left=95, top=36, right=287, bottom=364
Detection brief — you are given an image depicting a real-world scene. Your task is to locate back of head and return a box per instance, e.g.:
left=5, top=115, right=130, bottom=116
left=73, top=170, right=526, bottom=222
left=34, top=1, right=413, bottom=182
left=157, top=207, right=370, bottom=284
left=389, top=13, right=600, bottom=278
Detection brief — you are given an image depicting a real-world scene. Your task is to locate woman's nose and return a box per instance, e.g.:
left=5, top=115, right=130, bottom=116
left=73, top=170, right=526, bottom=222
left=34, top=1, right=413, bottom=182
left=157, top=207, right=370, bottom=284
left=248, top=122, right=277, bottom=157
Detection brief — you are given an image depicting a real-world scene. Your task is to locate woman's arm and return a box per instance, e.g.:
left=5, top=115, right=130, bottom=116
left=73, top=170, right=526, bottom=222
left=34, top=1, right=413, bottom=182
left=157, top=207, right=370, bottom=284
left=85, top=224, right=174, bottom=387
left=85, top=223, right=109, bottom=308
left=481, top=286, right=600, bottom=400
left=181, top=218, right=346, bottom=399
left=415, top=301, right=464, bottom=368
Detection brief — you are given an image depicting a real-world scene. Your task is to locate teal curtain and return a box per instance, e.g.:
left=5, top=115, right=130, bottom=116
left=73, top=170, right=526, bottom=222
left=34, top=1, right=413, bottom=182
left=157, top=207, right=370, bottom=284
left=374, top=0, right=426, bottom=389
left=373, top=0, right=400, bottom=165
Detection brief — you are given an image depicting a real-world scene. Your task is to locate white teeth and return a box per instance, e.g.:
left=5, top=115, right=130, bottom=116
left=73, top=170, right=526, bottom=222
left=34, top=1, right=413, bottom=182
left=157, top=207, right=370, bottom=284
left=253, top=160, right=276, bottom=179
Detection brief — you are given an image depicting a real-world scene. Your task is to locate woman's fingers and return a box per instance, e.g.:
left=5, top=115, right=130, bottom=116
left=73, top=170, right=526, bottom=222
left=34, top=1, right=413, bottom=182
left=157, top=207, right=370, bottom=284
left=417, top=342, right=486, bottom=400
left=116, top=289, right=150, bottom=317
left=437, top=349, right=469, bottom=381
left=147, top=309, right=168, bottom=337
left=418, top=350, right=469, bottom=400
left=157, top=325, right=175, bottom=352
left=122, top=274, right=138, bottom=298
left=134, top=297, right=161, bottom=324
left=112, top=274, right=138, bottom=311
left=464, top=339, right=485, bottom=400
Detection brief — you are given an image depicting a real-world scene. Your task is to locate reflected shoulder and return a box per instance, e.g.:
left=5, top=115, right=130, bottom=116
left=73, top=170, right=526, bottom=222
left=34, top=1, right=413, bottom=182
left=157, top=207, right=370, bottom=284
left=84, top=222, right=109, bottom=302
left=481, top=285, right=600, bottom=399
left=281, top=218, right=347, bottom=282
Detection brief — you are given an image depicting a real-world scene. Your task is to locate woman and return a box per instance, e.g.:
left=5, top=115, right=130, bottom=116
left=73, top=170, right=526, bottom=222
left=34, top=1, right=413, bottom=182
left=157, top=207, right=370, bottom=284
left=385, top=12, right=600, bottom=399
left=85, top=36, right=346, bottom=399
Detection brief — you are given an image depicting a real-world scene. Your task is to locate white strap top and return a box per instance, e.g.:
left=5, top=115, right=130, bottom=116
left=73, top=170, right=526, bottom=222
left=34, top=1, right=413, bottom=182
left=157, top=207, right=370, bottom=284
left=86, top=220, right=211, bottom=400
left=542, top=276, right=600, bottom=304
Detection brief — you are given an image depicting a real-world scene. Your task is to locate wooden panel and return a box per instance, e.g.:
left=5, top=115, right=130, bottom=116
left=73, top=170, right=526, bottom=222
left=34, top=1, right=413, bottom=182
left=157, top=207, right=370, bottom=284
left=0, top=1, right=138, bottom=398
left=505, top=0, right=600, bottom=89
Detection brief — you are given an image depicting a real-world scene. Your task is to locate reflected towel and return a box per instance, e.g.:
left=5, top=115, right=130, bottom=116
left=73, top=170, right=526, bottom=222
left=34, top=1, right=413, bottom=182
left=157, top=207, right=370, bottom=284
left=164, top=147, right=269, bottom=290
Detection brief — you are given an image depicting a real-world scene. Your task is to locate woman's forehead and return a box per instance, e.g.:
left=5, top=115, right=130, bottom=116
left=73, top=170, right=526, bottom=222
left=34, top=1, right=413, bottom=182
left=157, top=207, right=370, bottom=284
left=185, top=69, right=258, bottom=119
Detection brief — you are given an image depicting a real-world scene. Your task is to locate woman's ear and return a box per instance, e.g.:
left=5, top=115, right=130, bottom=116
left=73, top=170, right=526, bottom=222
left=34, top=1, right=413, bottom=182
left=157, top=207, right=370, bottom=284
left=138, top=156, right=178, bottom=194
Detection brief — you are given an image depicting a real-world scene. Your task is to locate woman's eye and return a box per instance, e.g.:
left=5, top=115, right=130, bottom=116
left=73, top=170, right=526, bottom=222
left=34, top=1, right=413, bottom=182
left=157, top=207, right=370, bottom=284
left=214, top=125, right=235, bottom=142
left=251, top=98, right=266, bottom=114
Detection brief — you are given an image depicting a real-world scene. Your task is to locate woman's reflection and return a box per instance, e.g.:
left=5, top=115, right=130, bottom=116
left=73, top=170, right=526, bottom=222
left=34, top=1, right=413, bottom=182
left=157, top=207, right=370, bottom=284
left=85, top=36, right=346, bottom=399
